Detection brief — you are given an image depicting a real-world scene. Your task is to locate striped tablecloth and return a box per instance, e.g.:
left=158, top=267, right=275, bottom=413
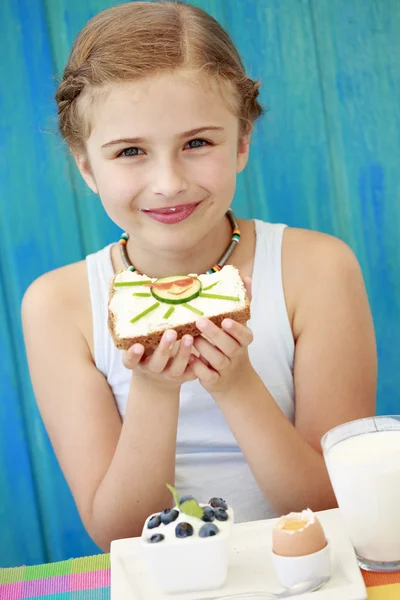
left=1, top=554, right=399, bottom=599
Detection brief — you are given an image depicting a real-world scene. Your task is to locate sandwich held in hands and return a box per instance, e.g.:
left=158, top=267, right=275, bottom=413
left=108, top=265, right=250, bottom=350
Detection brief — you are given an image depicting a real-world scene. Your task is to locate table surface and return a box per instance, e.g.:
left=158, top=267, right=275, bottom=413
left=1, top=553, right=400, bottom=599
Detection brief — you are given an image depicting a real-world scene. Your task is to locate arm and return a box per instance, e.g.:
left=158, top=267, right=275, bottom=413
left=92, top=374, right=180, bottom=548
left=191, top=229, right=377, bottom=513
left=21, top=265, right=188, bottom=551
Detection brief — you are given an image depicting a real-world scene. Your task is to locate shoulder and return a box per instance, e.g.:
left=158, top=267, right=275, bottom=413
left=282, top=226, right=360, bottom=273
left=281, top=227, right=366, bottom=337
left=22, top=260, right=87, bottom=312
left=22, top=260, right=91, bottom=340
left=254, top=220, right=357, bottom=268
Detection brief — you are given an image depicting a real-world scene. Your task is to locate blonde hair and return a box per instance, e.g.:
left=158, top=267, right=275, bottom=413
left=56, top=1, right=264, bottom=153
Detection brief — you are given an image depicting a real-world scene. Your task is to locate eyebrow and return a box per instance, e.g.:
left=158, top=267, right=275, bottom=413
left=101, top=126, right=225, bottom=148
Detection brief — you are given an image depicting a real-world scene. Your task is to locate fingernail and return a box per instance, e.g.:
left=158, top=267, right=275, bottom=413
left=165, top=331, right=176, bottom=343
left=197, top=318, right=207, bottom=330
left=132, top=344, right=143, bottom=355
left=223, top=319, right=233, bottom=329
left=184, top=336, right=193, bottom=347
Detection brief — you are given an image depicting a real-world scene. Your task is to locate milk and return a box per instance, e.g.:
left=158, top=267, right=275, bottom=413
left=325, top=431, right=400, bottom=562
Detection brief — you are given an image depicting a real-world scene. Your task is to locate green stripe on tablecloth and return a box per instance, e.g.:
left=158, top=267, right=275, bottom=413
left=22, top=560, right=73, bottom=580
left=0, top=554, right=110, bottom=584
left=71, top=554, right=110, bottom=574
left=0, top=565, right=25, bottom=584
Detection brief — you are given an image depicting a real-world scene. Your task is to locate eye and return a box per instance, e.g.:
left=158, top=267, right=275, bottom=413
left=184, top=138, right=210, bottom=150
left=118, top=147, right=144, bottom=158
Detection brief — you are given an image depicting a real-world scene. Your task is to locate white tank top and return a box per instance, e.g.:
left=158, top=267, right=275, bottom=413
left=86, top=220, right=294, bottom=522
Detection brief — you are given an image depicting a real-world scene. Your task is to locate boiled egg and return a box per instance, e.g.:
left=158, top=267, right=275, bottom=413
left=272, top=508, right=327, bottom=557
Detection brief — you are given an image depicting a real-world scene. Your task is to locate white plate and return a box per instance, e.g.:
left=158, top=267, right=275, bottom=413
left=110, top=508, right=367, bottom=600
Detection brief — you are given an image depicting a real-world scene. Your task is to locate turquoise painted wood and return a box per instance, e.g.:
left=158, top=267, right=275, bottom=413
left=0, top=0, right=399, bottom=567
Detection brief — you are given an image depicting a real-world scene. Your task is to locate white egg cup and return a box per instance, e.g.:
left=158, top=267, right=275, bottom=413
left=141, top=509, right=234, bottom=594
left=271, top=541, right=331, bottom=589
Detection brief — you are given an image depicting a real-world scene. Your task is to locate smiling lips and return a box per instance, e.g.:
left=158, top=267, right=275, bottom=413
left=142, top=202, right=201, bottom=224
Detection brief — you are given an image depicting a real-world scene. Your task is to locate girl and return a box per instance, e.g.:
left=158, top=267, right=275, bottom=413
left=22, top=1, right=376, bottom=552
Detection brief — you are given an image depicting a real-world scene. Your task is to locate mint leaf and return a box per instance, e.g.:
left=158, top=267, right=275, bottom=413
left=166, top=483, right=180, bottom=509
left=181, top=499, right=204, bottom=519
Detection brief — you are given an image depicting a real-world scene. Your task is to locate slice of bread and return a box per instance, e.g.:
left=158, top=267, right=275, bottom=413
left=108, top=265, right=250, bottom=350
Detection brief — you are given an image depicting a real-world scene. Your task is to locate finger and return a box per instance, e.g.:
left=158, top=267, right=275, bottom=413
left=243, top=276, right=252, bottom=301
left=191, top=344, right=211, bottom=368
left=196, top=318, right=239, bottom=357
left=193, top=336, right=231, bottom=372
left=221, top=319, right=253, bottom=347
left=144, top=329, right=177, bottom=373
left=122, top=344, right=145, bottom=369
left=168, top=335, right=194, bottom=377
left=189, top=355, right=220, bottom=385
left=142, top=346, right=155, bottom=360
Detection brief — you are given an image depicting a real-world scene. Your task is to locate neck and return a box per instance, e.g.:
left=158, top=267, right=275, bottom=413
left=124, top=215, right=234, bottom=278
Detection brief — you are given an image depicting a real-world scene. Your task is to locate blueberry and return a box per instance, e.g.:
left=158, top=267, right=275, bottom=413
left=199, top=523, right=219, bottom=538
left=175, top=522, right=194, bottom=538
left=209, top=497, right=228, bottom=510
left=214, top=508, right=229, bottom=521
left=148, top=533, right=164, bottom=543
left=147, top=514, right=161, bottom=529
left=201, top=506, right=215, bottom=522
left=179, top=494, right=195, bottom=505
left=160, top=508, right=179, bottom=525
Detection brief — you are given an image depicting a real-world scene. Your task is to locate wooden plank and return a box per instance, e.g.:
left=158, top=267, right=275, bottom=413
left=44, top=0, right=123, bottom=255
left=0, top=270, right=45, bottom=566
left=310, top=0, right=400, bottom=413
left=0, top=0, right=100, bottom=565
left=220, top=0, right=339, bottom=231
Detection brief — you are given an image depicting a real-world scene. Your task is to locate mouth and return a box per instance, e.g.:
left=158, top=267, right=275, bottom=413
left=140, top=202, right=202, bottom=224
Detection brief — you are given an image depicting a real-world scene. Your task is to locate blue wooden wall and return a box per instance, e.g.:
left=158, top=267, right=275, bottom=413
left=1, top=0, right=399, bottom=567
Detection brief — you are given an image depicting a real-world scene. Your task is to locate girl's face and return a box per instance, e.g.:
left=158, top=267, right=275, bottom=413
left=77, top=70, right=250, bottom=254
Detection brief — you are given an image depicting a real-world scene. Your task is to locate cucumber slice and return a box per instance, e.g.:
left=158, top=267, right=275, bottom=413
left=163, top=306, right=175, bottom=319
left=150, top=275, right=202, bottom=305
left=203, top=281, right=219, bottom=291
left=199, top=292, right=240, bottom=301
left=129, top=302, right=160, bottom=323
left=115, top=280, right=152, bottom=287
left=182, top=303, right=204, bottom=316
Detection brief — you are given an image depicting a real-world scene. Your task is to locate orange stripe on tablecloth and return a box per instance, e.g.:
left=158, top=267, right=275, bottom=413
left=366, top=583, right=400, bottom=599
left=362, top=570, right=400, bottom=587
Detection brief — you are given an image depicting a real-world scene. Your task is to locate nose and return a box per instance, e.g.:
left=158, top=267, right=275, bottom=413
left=149, top=157, right=188, bottom=199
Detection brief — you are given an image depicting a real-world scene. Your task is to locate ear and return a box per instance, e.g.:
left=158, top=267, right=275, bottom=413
left=236, top=133, right=251, bottom=174
left=74, top=153, right=99, bottom=194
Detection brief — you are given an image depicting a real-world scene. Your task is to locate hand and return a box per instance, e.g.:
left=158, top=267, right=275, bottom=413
left=122, top=329, right=196, bottom=390
left=189, top=277, right=254, bottom=396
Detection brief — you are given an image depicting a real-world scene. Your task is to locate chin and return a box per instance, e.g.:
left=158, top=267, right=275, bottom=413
left=148, top=214, right=210, bottom=242
left=153, top=230, right=203, bottom=253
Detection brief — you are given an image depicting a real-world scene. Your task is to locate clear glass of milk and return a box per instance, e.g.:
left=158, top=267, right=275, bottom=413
left=321, top=416, right=400, bottom=572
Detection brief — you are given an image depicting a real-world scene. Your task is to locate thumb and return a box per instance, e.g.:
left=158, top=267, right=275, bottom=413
left=122, top=344, right=145, bottom=370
